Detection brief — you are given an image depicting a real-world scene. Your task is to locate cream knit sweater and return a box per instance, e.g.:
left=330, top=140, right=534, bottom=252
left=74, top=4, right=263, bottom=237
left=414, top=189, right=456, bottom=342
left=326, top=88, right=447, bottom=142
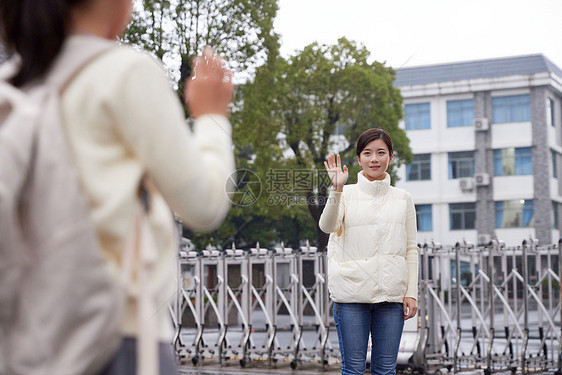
left=61, top=36, right=235, bottom=340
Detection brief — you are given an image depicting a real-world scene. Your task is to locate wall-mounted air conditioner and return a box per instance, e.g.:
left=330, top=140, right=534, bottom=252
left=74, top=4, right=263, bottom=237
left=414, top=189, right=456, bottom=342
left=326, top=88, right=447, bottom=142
left=475, top=172, right=490, bottom=186
left=459, top=177, right=474, bottom=192
left=474, top=118, right=489, bottom=131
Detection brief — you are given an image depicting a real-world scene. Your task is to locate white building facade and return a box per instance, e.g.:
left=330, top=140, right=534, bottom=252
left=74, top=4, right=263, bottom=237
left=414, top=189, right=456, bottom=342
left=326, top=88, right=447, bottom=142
left=394, top=55, right=562, bottom=246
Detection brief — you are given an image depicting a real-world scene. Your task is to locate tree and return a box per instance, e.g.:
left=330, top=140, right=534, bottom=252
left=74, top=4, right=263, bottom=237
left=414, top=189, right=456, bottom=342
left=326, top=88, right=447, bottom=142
left=120, top=0, right=287, bottom=250
left=237, top=37, right=412, bottom=251
left=120, top=6, right=410, bottom=251
left=122, top=0, right=279, bottom=96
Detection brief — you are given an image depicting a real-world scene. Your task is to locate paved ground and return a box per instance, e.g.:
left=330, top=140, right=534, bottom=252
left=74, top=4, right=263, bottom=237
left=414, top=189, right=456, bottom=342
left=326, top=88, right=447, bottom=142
left=177, top=358, right=558, bottom=375
left=179, top=363, right=341, bottom=374
left=176, top=356, right=495, bottom=375
left=177, top=362, right=488, bottom=375
left=178, top=364, right=559, bottom=375
left=176, top=352, right=344, bottom=374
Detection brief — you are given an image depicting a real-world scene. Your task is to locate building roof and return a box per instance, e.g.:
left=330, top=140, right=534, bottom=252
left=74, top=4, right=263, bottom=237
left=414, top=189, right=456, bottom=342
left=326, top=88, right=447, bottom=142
left=394, top=54, right=562, bottom=87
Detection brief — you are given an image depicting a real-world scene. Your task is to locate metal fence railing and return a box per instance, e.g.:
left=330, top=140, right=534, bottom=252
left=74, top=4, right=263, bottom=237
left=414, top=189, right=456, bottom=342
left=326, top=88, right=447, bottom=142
left=170, top=238, right=562, bottom=374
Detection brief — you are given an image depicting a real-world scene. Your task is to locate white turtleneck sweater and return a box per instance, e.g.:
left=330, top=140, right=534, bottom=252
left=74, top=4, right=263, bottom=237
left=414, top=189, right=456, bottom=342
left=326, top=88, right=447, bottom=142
left=319, top=171, right=419, bottom=303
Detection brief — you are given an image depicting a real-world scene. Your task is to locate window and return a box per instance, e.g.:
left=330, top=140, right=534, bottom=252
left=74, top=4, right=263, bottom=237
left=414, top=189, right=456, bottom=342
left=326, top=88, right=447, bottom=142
left=553, top=202, right=559, bottom=229
left=407, top=154, right=431, bottom=181
left=415, top=204, right=433, bottom=232
left=447, top=99, right=474, bottom=127
left=450, top=260, right=475, bottom=286
left=493, top=147, right=533, bottom=176
left=553, top=150, right=558, bottom=179
left=492, top=94, right=530, bottom=123
left=547, top=97, right=555, bottom=127
left=405, top=103, right=430, bottom=130
left=495, top=200, right=534, bottom=228
left=449, top=202, right=476, bottom=230
left=448, top=151, right=475, bottom=179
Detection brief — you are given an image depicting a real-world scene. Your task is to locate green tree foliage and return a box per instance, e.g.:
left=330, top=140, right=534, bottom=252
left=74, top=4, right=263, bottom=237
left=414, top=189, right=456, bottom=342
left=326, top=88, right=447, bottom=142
left=121, top=4, right=410, bottom=251
left=121, top=0, right=291, bottom=250
left=122, top=0, right=279, bottom=92
left=236, top=38, right=411, bottom=250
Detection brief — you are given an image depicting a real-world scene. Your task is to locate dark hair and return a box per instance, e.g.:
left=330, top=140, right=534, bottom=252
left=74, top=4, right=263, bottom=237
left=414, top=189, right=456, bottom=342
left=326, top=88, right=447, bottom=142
left=0, top=0, right=87, bottom=87
left=356, top=128, right=393, bottom=157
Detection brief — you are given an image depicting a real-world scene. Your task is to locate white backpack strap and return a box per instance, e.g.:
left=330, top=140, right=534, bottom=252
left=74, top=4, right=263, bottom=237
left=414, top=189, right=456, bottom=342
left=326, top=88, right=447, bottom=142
left=137, top=210, right=159, bottom=375
left=120, top=181, right=160, bottom=375
left=120, top=203, right=159, bottom=375
left=45, top=35, right=116, bottom=91
left=0, top=35, right=123, bottom=375
left=0, top=76, right=41, bottom=201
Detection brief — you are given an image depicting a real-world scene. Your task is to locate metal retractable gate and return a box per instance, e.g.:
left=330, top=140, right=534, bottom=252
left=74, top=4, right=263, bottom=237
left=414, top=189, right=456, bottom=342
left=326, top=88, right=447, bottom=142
left=418, top=239, right=561, bottom=375
left=171, top=237, right=562, bottom=373
left=173, top=241, right=337, bottom=369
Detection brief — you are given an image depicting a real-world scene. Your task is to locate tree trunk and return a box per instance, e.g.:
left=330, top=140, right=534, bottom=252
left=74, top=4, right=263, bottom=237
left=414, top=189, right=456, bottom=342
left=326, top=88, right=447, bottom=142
left=317, top=228, right=329, bottom=252
left=307, top=190, right=330, bottom=251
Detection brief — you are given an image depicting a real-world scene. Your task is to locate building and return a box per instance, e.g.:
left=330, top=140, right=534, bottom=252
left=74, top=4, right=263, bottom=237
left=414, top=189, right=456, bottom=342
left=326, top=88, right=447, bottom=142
left=394, top=54, right=562, bottom=246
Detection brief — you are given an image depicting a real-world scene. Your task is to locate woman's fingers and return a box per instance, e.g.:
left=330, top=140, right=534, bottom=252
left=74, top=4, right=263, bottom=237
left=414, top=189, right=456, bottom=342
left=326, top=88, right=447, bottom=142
left=190, top=56, right=203, bottom=78
left=403, top=298, right=418, bottom=320
left=185, top=46, right=234, bottom=118
left=199, top=46, right=214, bottom=75
left=327, top=153, right=334, bottom=169
left=191, top=47, right=226, bottom=82
left=326, top=153, right=348, bottom=173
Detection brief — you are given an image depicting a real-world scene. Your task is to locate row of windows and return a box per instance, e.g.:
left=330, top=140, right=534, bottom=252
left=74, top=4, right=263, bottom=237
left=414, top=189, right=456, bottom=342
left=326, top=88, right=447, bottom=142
left=406, top=147, right=548, bottom=181
left=405, top=94, right=534, bottom=130
left=416, top=200, right=537, bottom=231
left=416, top=201, right=560, bottom=231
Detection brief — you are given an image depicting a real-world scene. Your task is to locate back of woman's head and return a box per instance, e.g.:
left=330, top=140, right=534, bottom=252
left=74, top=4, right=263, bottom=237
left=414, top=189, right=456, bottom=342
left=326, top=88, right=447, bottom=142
left=1, top=0, right=87, bottom=87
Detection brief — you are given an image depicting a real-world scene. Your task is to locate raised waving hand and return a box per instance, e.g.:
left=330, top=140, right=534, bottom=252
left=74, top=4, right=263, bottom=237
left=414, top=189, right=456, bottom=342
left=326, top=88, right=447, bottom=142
left=184, top=46, right=234, bottom=119
left=324, top=153, right=349, bottom=192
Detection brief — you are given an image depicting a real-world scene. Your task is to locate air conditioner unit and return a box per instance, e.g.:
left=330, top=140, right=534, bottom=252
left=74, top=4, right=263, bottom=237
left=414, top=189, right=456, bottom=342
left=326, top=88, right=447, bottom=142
left=459, top=177, right=474, bottom=192
left=474, top=118, right=489, bottom=131
left=478, top=234, right=492, bottom=246
left=475, top=172, right=490, bottom=186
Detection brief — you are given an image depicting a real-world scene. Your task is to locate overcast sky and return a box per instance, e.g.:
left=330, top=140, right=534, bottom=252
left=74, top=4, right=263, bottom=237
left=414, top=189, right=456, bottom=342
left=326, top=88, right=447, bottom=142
left=274, top=0, right=562, bottom=70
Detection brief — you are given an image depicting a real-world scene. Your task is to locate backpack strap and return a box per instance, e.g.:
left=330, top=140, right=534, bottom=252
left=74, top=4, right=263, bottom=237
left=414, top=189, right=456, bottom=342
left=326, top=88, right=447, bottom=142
left=45, top=35, right=116, bottom=92
left=0, top=35, right=124, bottom=375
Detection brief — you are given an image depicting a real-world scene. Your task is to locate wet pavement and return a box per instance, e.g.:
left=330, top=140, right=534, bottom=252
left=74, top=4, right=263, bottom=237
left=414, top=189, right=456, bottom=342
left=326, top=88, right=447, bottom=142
left=179, top=363, right=340, bottom=374
left=176, top=356, right=504, bottom=375
left=177, top=362, right=489, bottom=375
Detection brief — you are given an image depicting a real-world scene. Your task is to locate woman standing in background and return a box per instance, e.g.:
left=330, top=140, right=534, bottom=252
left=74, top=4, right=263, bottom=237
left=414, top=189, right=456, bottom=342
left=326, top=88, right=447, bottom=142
left=320, top=128, right=419, bottom=375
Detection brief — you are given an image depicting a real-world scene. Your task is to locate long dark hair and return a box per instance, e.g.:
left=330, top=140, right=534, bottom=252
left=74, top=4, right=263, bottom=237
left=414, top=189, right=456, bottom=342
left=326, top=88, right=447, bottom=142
left=0, top=0, right=87, bottom=87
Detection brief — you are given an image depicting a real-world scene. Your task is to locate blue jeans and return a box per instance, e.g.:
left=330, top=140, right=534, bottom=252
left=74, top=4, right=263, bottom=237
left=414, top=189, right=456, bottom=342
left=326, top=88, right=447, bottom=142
left=333, top=302, right=404, bottom=375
